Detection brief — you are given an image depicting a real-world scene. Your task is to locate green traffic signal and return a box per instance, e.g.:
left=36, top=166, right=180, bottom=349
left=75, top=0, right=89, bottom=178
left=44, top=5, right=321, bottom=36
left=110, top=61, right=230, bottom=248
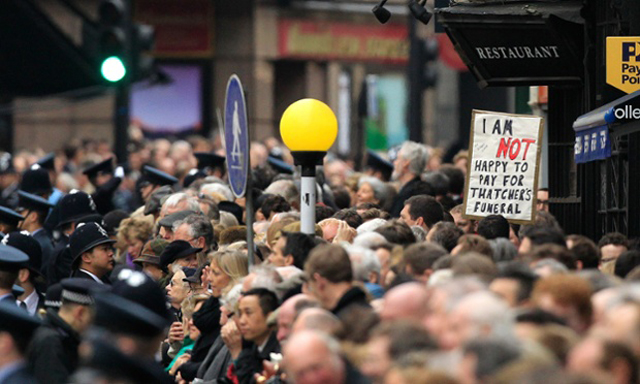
left=100, top=56, right=126, bottom=82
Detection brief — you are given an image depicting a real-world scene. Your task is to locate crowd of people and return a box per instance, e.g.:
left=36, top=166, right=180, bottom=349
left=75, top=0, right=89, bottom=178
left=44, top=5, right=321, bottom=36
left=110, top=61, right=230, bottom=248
left=0, top=134, right=639, bottom=384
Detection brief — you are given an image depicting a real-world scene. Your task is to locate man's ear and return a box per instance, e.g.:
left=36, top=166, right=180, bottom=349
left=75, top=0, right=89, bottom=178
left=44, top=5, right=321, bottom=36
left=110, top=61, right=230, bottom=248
left=18, top=268, right=30, bottom=284
left=81, top=251, right=92, bottom=264
left=284, top=255, right=294, bottom=266
left=415, top=217, right=425, bottom=228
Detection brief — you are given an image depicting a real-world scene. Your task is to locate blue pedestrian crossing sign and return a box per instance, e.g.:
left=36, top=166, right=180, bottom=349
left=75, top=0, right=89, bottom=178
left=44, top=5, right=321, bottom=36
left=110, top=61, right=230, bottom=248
left=224, top=75, right=249, bottom=198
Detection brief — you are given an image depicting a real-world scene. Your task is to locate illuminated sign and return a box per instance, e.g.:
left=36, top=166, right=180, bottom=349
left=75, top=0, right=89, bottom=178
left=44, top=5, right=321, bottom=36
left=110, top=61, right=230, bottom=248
left=607, top=37, right=640, bottom=94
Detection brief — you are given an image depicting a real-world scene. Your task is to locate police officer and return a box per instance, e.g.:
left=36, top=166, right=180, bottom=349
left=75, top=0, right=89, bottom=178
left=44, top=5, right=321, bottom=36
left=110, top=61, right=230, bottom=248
left=46, top=191, right=99, bottom=285
left=0, top=206, right=24, bottom=239
left=138, top=165, right=178, bottom=203
left=27, top=278, right=107, bottom=384
left=0, top=301, right=41, bottom=383
left=0, top=152, right=19, bottom=209
left=0, top=245, right=29, bottom=305
left=15, top=191, right=54, bottom=275
left=82, top=157, right=124, bottom=215
left=69, top=222, right=116, bottom=285
left=2, top=232, right=45, bottom=315
left=35, top=153, right=64, bottom=207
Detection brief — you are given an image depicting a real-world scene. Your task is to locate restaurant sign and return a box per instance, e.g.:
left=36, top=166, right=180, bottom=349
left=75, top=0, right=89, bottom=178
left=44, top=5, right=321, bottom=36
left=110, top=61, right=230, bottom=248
left=278, top=19, right=408, bottom=64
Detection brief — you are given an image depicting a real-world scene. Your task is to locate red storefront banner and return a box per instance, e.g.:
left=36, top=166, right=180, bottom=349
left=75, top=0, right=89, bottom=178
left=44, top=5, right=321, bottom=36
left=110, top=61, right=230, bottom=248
left=278, top=19, right=408, bottom=64
left=135, top=0, right=213, bottom=57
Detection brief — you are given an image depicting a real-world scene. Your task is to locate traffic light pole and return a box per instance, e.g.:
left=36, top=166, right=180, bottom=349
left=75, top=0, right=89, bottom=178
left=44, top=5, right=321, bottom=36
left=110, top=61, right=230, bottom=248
left=407, top=16, right=423, bottom=143
left=114, top=81, right=130, bottom=164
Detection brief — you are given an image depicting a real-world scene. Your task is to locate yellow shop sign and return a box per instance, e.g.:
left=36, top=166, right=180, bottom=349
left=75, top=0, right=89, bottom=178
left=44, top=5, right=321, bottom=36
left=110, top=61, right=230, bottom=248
left=607, top=37, right=640, bottom=94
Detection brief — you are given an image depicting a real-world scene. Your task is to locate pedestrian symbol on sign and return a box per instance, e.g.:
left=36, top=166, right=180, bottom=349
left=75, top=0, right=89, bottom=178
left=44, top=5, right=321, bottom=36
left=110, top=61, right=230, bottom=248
left=231, top=101, right=244, bottom=171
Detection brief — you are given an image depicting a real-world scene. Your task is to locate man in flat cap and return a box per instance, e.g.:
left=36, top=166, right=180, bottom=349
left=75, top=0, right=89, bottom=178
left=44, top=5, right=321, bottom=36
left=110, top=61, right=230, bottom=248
left=82, top=157, right=124, bottom=215
left=15, top=191, right=54, bottom=275
left=28, top=278, right=107, bottom=384
left=70, top=222, right=116, bottom=285
left=0, top=245, right=29, bottom=305
left=3, top=232, right=45, bottom=315
left=0, top=301, right=41, bottom=383
left=0, top=152, right=19, bottom=209
left=138, top=165, right=178, bottom=203
left=0, top=206, right=24, bottom=239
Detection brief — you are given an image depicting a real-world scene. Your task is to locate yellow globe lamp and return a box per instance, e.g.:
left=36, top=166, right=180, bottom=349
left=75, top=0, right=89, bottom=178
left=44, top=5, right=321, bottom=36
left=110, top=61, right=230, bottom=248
left=280, top=98, right=338, bottom=152
left=279, top=98, right=339, bottom=234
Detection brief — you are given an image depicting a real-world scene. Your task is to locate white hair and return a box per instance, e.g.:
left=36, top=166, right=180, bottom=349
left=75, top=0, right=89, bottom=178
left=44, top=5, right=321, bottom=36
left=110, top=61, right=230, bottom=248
left=248, top=265, right=283, bottom=297
left=265, top=180, right=299, bottom=204
left=164, top=192, right=200, bottom=213
left=219, top=211, right=239, bottom=228
left=221, top=283, right=243, bottom=312
left=356, top=218, right=387, bottom=235
left=357, top=176, right=387, bottom=201
left=353, top=231, right=388, bottom=249
left=400, top=141, right=428, bottom=176
left=454, top=291, right=514, bottom=341
left=200, top=183, right=234, bottom=202
left=343, top=245, right=380, bottom=282
left=411, top=225, right=427, bottom=242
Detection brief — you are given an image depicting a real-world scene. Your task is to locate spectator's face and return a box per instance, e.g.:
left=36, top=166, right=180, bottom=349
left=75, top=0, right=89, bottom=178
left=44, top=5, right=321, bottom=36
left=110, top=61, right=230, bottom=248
left=142, top=263, right=164, bottom=281
left=174, top=254, right=198, bottom=268
left=536, top=190, right=549, bottom=212
left=238, top=295, right=270, bottom=343
left=284, top=339, right=343, bottom=384
left=166, top=270, right=188, bottom=306
left=489, top=278, right=521, bottom=307
left=140, top=184, right=156, bottom=202
left=356, top=183, right=379, bottom=205
left=567, top=338, right=607, bottom=378
left=189, top=301, right=205, bottom=339
left=174, top=224, right=205, bottom=250
left=125, top=238, right=144, bottom=259
left=399, top=205, right=418, bottom=227
left=375, top=248, right=391, bottom=288
left=159, top=226, right=174, bottom=241
left=600, top=244, right=627, bottom=265
left=322, top=223, right=340, bottom=243
left=361, top=336, right=391, bottom=383
left=451, top=211, right=474, bottom=234
left=392, top=151, right=408, bottom=180
left=208, top=261, right=231, bottom=297
left=269, top=236, right=288, bottom=267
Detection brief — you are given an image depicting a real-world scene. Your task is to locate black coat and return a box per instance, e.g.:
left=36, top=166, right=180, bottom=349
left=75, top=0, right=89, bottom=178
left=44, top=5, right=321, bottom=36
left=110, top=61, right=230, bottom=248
left=71, top=269, right=111, bottom=285
left=32, top=228, right=54, bottom=278
left=27, top=308, right=81, bottom=384
left=91, top=176, right=122, bottom=215
left=389, top=177, right=429, bottom=218
left=235, top=331, right=281, bottom=384
left=47, top=236, right=70, bottom=286
left=331, top=286, right=371, bottom=318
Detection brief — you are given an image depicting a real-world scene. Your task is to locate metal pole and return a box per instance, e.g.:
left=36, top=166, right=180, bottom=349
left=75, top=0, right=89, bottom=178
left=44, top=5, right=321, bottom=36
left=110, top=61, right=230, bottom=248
left=246, top=163, right=254, bottom=267
left=114, top=0, right=132, bottom=163
left=300, top=164, right=316, bottom=234
left=407, top=16, right=423, bottom=143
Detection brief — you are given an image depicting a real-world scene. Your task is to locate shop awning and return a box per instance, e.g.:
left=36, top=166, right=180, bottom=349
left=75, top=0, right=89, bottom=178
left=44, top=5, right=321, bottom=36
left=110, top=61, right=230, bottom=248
left=572, top=89, right=640, bottom=163
left=436, top=1, right=584, bottom=88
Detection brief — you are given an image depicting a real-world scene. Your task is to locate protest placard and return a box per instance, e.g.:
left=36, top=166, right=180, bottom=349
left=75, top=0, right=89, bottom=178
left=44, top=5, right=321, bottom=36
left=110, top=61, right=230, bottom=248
left=462, top=109, right=544, bottom=224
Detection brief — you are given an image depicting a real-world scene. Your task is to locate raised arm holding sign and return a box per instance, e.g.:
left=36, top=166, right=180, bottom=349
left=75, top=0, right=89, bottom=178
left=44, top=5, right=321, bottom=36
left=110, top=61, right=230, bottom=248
left=463, top=110, right=544, bottom=225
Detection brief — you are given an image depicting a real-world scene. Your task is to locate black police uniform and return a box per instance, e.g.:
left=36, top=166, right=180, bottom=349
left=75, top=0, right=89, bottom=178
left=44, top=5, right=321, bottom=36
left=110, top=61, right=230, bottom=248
left=0, top=301, right=41, bottom=384
left=2, top=231, right=46, bottom=315
left=83, top=158, right=123, bottom=215
left=27, top=278, right=107, bottom=384
left=0, top=245, right=29, bottom=306
left=68, top=222, right=116, bottom=285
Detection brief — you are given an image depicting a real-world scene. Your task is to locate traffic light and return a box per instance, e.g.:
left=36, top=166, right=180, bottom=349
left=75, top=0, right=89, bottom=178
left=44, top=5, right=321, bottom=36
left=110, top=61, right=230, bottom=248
left=421, top=38, right=439, bottom=89
left=97, top=0, right=155, bottom=83
left=130, top=23, right=155, bottom=80
left=98, top=0, right=127, bottom=83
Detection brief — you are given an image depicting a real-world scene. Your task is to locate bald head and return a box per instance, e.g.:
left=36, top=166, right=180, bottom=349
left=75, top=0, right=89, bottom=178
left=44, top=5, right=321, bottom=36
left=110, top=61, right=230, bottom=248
left=293, top=308, right=343, bottom=337
left=284, top=331, right=345, bottom=384
left=277, top=294, right=314, bottom=344
left=380, top=282, right=429, bottom=321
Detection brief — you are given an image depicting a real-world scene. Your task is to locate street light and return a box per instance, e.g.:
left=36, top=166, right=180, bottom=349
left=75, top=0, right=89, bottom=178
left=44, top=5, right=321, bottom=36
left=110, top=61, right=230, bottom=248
left=280, top=99, right=338, bottom=234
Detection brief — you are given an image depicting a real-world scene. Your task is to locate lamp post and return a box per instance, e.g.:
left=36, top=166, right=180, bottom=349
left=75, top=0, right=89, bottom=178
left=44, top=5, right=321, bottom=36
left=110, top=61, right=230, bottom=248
left=280, top=99, right=338, bottom=234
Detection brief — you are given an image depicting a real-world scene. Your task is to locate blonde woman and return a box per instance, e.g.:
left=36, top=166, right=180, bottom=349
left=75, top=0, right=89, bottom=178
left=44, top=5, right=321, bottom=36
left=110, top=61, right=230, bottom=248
left=204, top=250, right=249, bottom=297
left=117, top=216, right=154, bottom=267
